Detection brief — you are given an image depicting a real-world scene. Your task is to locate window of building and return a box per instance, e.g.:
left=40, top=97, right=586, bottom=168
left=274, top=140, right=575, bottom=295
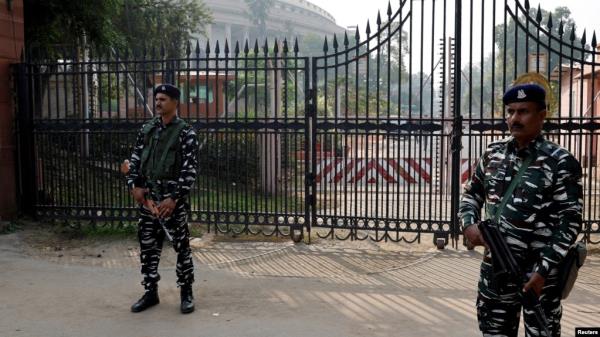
left=185, top=83, right=214, bottom=103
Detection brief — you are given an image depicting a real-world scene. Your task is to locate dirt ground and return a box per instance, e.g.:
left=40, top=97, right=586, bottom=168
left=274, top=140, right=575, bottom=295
left=0, top=224, right=599, bottom=337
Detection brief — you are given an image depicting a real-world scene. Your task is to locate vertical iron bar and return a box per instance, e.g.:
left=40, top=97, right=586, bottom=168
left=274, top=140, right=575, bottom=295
left=513, top=1, right=518, bottom=79
left=451, top=0, right=464, bottom=243
left=418, top=0, right=425, bottom=239
left=386, top=7, right=392, bottom=239
left=429, top=0, right=436, bottom=235
left=440, top=0, right=447, bottom=235
left=376, top=17, right=382, bottom=240
left=587, top=43, right=597, bottom=239
left=309, top=57, right=317, bottom=241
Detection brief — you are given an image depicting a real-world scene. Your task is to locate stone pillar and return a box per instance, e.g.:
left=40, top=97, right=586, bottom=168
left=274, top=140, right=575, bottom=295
left=225, top=24, right=232, bottom=44
left=225, top=24, right=233, bottom=67
left=206, top=24, right=213, bottom=44
left=243, top=28, right=250, bottom=45
left=0, top=0, right=24, bottom=220
left=259, top=60, right=282, bottom=196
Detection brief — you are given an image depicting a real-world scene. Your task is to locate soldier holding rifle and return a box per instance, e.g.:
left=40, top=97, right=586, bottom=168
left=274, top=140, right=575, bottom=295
left=459, top=83, right=583, bottom=336
left=124, top=84, right=199, bottom=314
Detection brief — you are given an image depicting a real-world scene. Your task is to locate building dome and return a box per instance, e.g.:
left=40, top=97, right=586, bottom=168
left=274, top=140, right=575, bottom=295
left=196, top=0, right=345, bottom=48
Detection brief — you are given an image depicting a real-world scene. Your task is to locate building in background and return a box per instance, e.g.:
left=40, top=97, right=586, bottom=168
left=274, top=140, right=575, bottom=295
left=195, top=0, right=345, bottom=48
left=551, top=49, right=600, bottom=168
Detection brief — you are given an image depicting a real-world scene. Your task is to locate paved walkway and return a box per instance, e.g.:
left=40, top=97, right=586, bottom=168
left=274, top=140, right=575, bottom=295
left=0, top=232, right=598, bottom=337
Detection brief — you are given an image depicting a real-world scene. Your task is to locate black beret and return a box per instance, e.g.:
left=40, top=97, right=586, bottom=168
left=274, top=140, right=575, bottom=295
left=154, top=84, right=180, bottom=100
left=503, top=83, right=546, bottom=106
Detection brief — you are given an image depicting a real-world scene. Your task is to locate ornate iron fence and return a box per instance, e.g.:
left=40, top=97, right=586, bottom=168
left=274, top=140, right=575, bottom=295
left=13, top=0, right=600, bottom=245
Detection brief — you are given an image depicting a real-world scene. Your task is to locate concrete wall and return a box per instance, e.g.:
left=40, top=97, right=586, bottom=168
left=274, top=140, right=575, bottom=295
left=0, top=0, right=23, bottom=220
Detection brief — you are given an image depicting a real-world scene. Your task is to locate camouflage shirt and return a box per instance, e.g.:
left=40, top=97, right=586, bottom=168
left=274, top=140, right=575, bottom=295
left=127, top=116, right=199, bottom=202
left=458, top=134, right=583, bottom=278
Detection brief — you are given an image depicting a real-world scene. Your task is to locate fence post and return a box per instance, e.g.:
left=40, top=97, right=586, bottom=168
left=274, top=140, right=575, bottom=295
left=302, top=58, right=317, bottom=244
left=14, top=62, right=36, bottom=216
left=450, top=0, right=463, bottom=248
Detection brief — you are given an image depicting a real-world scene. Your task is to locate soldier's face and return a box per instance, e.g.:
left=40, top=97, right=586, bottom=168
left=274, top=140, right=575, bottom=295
left=506, top=101, right=546, bottom=143
left=155, top=93, right=178, bottom=116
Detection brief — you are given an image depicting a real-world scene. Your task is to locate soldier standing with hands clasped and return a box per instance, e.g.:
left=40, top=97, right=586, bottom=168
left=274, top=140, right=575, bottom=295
left=459, top=83, right=583, bottom=336
left=125, top=84, right=199, bottom=314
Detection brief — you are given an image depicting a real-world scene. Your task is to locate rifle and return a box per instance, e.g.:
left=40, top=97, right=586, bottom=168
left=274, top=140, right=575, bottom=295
left=120, top=160, right=173, bottom=242
left=478, top=219, right=551, bottom=337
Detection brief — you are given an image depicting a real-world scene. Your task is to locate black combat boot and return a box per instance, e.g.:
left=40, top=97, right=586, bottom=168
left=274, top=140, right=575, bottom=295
left=180, top=285, right=195, bottom=314
left=131, top=288, right=159, bottom=313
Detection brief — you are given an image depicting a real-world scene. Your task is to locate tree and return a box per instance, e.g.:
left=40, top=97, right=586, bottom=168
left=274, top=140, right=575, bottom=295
left=459, top=54, right=496, bottom=118
left=244, top=0, right=274, bottom=41
left=299, top=33, right=324, bottom=57
left=115, top=0, right=212, bottom=59
left=459, top=5, right=590, bottom=119
left=24, top=0, right=213, bottom=122
left=495, top=6, right=588, bottom=88
left=24, top=0, right=213, bottom=58
left=24, top=0, right=122, bottom=56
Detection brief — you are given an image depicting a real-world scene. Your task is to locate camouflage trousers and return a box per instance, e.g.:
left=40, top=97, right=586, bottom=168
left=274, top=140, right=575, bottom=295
left=137, top=201, right=194, bottom=290
left=477, top=261, right=562, bottom=337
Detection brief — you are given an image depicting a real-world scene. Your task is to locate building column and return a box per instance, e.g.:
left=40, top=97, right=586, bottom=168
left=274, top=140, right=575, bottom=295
left=0, top=0, right=24, bottom=219
left=206, top=24, right=213, bottom=45
left=244, top=28, right=250, bottom=45
left=225, top=24, right=232, bottom=44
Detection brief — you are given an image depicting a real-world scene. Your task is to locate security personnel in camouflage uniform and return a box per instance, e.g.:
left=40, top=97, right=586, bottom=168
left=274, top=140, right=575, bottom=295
left=126, top=84, right=199, bottom=314
left=459, top=83, right=583, bottom=336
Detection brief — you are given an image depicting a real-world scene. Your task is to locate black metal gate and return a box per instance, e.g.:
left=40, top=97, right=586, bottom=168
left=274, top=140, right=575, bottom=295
left=13, top=0, right=600, bottom=245
left=307, top=0, right=600, bottom=245
left=309, top=1, right=457, bottom=244
left=14, top=40, right=310, bottom=240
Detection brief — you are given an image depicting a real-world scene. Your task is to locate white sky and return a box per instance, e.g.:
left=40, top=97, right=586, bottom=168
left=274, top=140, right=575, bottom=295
left=310, top=0, right=600, bottom=35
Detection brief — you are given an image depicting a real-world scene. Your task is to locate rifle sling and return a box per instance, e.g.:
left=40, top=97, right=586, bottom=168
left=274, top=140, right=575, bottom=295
left=488, top=148, right=537, bottom=224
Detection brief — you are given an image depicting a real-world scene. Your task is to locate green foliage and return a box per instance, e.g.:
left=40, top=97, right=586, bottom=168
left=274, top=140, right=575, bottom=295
left=0, top=221, right=23, bottom=235
left=495, top=6, right=586, bottom=78
left=25, top=0, right=123, bottom=56
left=189, top=187, right=305, bottom=214
left=317, top=78, right=400, bottom=118
left=199, top=133, right=259, bottom=185
left=299, top=33, right=326, bottom=57
left=25, top=0, right=213, bottom=59
left=459, top=5, right=588, bottom=119
left=114, top=0, right=213, bottom=58
left=77, top=222, right=137, bottom=239
left=99, top=72, right=123, bottom=106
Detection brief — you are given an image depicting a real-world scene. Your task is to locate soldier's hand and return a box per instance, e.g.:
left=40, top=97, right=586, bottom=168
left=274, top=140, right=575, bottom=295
left=120, top=159, right=130, bottom=175
left=132, top=187, right=147, bottom=205
left=523, top=272, right=545, bottom=297
left=158, top=198, right=176, bottom=218
left=464, top=224, right=487, bottom=247
left=144, top=199, right=160, bottom=217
